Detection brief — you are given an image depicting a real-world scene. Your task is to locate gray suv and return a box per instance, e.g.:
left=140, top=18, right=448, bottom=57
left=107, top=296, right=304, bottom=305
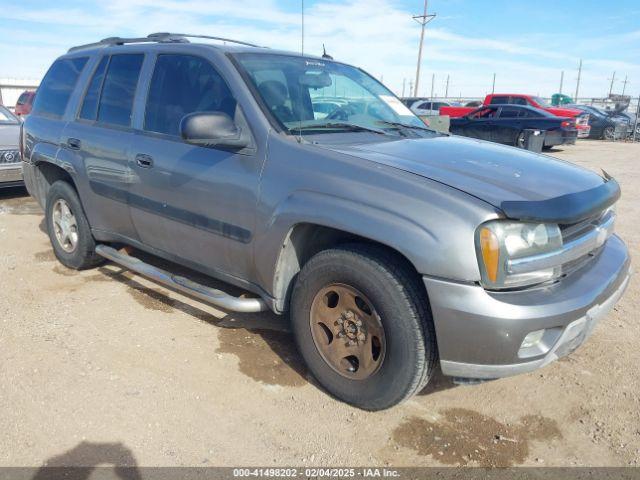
left=21, top=33, right=630, bottom=410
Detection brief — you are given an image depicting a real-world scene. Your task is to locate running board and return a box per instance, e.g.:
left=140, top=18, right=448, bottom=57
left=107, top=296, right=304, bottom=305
left=94, top=245, right=268, bottom=313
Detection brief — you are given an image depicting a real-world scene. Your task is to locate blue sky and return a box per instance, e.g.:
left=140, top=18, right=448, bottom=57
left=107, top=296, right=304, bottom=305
left=2, top=0, right=639, bottom=98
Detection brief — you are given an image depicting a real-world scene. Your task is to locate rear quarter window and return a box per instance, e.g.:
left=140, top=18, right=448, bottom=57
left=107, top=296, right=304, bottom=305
left=31, top=57, right=88, bottom=118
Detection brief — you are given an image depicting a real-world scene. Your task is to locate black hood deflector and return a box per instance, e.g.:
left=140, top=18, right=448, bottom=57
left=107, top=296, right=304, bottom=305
left=500, top=177, right=620, bottom=224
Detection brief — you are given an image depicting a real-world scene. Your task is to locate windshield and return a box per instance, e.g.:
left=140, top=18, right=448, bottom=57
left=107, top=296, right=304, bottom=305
left=234, top=53, right=427, bottom=135
left=532, top=96, right=551, bottom=108
left=0, top=106, right=19, bottom=124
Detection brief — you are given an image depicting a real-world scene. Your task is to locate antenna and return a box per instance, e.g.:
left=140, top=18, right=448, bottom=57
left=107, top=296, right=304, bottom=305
left=301, top=0, right=305, bottom=56
left=322, top=44, right=333, bottom=60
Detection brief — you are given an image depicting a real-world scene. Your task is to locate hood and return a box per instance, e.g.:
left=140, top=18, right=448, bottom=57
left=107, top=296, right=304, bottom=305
left=0, top=124, right=20, bottom=150
left=324, top=135, right=616, bottom=223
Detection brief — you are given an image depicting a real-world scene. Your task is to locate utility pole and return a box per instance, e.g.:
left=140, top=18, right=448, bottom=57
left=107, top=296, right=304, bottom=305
left=412, top=0, right=436, bottom=100
left=445, top=74, right=450, bottom=98
left=301, top=0, right=304, bottom=55
left=621, top=75, right=629, bottom=96
left=402, top=78, right=406, bottom=97
left=574, top=59, right=582, bottom=101
left=634, top=95, right=639, bottom=142
left=559, top=71, right=564, bottom=94
left=491, top=73, right=496, bottom=94
left=608, top=71, right=616, bottom=97
left=430, top=73, right=435, bottom=99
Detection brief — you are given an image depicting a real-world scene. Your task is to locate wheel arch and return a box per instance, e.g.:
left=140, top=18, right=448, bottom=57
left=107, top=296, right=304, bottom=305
left=29, top=159, right=79, bottom=210
left=260, top=191, right=438, bottom=313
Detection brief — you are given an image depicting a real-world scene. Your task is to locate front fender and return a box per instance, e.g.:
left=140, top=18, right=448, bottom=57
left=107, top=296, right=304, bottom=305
left=253, top=186, right=494, bottom=310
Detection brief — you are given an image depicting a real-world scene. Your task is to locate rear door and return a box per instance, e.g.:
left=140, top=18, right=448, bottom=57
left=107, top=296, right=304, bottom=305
left=62, top=53, right=144, bottom=239
left=494, top=107, right=523, bottom=145
left=128, top=52, right=262, bottom=279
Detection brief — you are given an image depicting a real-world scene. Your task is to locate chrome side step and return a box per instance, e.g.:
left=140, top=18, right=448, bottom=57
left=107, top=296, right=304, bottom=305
left=95, top=244, right=268, bottom=313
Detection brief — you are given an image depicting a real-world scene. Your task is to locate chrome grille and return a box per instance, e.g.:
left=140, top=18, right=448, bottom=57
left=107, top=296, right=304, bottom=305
left=0, top=149, right=20, bottom=164
left=560, top=208, right=612, bottom=243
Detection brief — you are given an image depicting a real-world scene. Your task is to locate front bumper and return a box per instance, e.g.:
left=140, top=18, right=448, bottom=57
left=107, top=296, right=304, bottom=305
left=424, top=234, right=630, bottom=379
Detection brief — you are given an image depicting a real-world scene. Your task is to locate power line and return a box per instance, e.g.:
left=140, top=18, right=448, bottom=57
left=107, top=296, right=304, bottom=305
left=412, top=0, right=436, bottom=97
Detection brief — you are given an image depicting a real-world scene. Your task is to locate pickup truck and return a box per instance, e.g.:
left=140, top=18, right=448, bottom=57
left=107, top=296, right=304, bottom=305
left=441, top=94, right=591, bottom=138
left=21, top=33, right=630, bottom=410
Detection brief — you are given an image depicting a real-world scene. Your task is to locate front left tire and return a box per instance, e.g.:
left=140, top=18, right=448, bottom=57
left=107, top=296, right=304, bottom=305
left=290, top=244, right=437, bottom=411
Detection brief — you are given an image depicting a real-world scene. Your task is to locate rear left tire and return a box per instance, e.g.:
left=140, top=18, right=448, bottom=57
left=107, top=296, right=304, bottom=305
left=45, top=180, right=104, bottom=270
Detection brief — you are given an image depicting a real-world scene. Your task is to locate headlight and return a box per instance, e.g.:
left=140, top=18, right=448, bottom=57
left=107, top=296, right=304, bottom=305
left=476, top=220, right=563, bottom=289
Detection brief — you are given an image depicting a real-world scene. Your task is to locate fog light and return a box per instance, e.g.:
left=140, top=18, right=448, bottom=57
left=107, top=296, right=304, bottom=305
left=521, top=329, right=546, bottom=349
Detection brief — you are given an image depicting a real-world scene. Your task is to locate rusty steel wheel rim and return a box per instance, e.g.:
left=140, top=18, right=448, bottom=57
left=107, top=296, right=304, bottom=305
left=309, top=283, right=386, bottom=380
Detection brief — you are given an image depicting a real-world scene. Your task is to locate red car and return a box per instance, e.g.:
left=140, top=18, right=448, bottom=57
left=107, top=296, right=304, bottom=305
left=441, top=94, right=591, bottom=138
left=15, top=91, right=36, bottom=117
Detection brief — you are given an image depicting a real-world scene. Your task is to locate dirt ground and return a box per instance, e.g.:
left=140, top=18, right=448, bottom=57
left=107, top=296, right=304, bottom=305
left=0, top=141, right=638, bottom=468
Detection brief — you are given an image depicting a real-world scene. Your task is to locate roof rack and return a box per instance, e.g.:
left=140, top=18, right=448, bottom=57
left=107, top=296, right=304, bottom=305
left=68, top=32, right=263, bottom=53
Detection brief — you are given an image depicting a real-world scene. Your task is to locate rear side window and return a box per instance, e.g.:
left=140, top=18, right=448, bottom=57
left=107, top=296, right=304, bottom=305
left=17, top=93, right=27, bottom=105
left=80, top=56, right=109, bottom=120
left=511, top=97, right=527, bottom=106
left=498, top=107, right=521, bottom=118
left=97, top=54, right=144, bottom=127
left=31, top=57, right=88, bottom=117
left=489, top=96, right=508, bottom=105
left=144, top=54, right=235, bottom=136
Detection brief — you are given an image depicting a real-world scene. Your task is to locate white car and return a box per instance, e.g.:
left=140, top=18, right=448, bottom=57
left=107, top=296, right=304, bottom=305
left=0, top=106, right=22, bottom=188
left=409, top=100, right=459, bottom=116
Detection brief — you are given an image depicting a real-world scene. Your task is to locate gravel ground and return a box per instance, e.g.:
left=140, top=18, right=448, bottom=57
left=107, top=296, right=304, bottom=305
left=0, top=140, right=638, bottom=468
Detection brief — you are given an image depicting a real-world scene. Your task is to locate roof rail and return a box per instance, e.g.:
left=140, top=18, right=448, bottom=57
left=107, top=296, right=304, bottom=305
left=68, top=32, right=263, bottom=53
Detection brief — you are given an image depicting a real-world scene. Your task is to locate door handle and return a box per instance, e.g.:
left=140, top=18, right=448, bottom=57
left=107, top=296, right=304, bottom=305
left=135, top=153, right=154, bottom=168
left=67, top=138, right=81, bottom=150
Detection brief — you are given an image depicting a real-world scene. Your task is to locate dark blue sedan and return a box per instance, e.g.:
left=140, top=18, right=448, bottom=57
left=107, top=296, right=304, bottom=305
left=449, top=104, right=578, bottom=148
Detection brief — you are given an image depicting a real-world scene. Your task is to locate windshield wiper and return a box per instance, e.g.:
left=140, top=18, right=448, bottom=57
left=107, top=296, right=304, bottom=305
left=375, top=120, right=434, bottom=133
left=289, top=122, right=388, bottom=135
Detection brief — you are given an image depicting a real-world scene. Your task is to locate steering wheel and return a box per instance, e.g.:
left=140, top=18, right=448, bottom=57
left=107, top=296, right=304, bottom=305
left=326, top=107, right=350, bottom=121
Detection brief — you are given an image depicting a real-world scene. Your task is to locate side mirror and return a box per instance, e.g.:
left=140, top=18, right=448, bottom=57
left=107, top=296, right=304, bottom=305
left=180, top=112, right=249, bottom=149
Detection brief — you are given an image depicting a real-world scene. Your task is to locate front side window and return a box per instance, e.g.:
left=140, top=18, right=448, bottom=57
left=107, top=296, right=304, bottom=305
left=144, top=54, right=236, bottom=136
left=234, top=53, right=426, bottom=136
left=31, top=57, right=88, bottom=117
left=97, top=54, right=144, bottom=127
left=470, top=107, right=497, bottom=119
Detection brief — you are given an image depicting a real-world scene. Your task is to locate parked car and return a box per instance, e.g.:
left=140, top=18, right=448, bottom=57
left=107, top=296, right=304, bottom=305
left=409, top=100, right=460, bottom=116
left=441, top=94, right=591, bottom=138
left=15, top=90, right=36, bottom=117
left=0, top=105, right=22, bottom=187
left=449, top=104, right=577, bottom=148
left=610, top=110, right=639, bottom=138
left=564, top=104, right=629, bottom=140
left=22, top=33, right=630, bottom=410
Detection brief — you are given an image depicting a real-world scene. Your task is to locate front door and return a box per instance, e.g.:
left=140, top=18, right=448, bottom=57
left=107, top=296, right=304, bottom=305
left=128, top=53, right=262, bottom=280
